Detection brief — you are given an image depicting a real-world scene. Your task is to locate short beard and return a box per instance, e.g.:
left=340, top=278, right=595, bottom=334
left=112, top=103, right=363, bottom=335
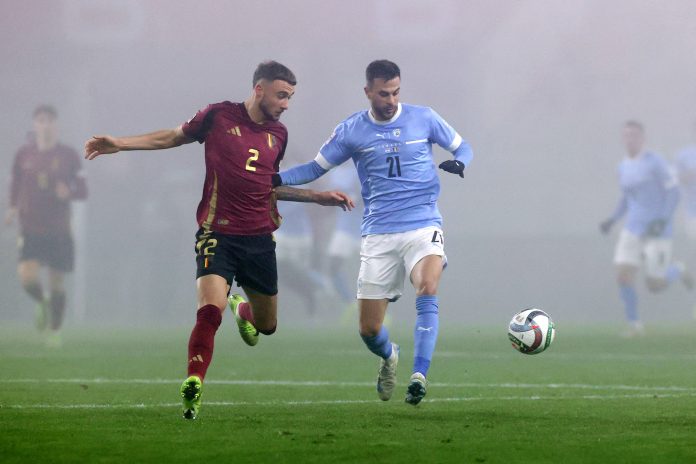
left=259, top=99, right=277, bottom=121
left=372, top=106, right=393, bottom=121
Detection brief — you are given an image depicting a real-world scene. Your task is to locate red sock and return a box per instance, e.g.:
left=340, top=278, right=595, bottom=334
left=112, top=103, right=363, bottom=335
left=238, top=302, right=256, bottom=326
left=187, top=304, right=223, bottom=381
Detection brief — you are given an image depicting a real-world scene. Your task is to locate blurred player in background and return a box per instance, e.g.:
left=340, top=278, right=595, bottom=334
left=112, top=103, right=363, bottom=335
left=274, top=181, right=329, bottom=317
left=275, top=60, right=473, bottom=405
left=675, top=120, right=696, bottom=317
left=326, top=162, right=363, bottom=323
left=84, top=61, right=353, bottom=419
left=676, top=121, right=696, bottom=238
left=600, top=120, right=692, bottom=337
left=5, top=105, right=87, bottom=347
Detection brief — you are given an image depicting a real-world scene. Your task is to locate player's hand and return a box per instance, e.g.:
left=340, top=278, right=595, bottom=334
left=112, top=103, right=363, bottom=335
left=599, top=218, right=614, bottom=235
left=438, top=159, right=465, bottom=178
left=55, top=182, right=71, bottom=201
left=644, top=219, right=667, bottom=238
left=315, top=190, right=355, bottom=211
left=4, top=208, right=17, bottom=226
left=85, top=135, right=121, bottom=160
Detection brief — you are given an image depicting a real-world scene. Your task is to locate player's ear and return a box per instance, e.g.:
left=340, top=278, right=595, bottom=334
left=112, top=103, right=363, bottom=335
left=363, top=85, right=370, bottom=99
left=254, top=83, right=264, bottom=99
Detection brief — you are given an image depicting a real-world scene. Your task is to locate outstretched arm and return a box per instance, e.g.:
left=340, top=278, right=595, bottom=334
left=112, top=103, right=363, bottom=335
left=599, top=194, right=627, bottom=234
left=660, top=185, right=680, bottom=220
left=275, top=186, right=354, bottom=211
left=273, top=160, right=328, bottom=187
left=84, top=126, right=194, bottom=160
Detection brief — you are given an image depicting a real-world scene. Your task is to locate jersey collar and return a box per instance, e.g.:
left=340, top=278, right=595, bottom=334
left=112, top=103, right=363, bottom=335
left=368, top=103, right=402, bottom=125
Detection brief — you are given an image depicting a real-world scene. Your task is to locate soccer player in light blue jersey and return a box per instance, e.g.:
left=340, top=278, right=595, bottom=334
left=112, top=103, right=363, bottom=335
left=600, top=121, right=691, bottom=336
left=272, top=60, right=473, bottom=404
left=675, top=122, right=696, bottom=239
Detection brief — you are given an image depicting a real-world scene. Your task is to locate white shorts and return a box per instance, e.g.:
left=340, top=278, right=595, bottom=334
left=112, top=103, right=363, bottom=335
left=613, top=229, right=672, bottom=278
left=328, top=229, right=360, bottom=258
left=275, top=234, right=311, bottom=263
left=684, top=215, right=696, bottom=240
left=357, top=226, right=446, bottom=301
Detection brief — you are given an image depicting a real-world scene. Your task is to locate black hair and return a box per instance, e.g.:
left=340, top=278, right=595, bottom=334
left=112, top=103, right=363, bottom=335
left=366, top=60, right=401, bottom=85
left=33, top=104, right=57, bottom=119
left=252, top=61, right=297, bottom=86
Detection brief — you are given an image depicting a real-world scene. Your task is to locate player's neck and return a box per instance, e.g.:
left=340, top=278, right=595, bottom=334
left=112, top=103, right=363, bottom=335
left=626, top=150, right=642, bottom=159
left=244, top=98, right=267, bottom=125
left=36, top=137, right=57, bottom=152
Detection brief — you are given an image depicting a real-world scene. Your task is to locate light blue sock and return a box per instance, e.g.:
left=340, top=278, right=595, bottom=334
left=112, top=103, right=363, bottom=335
left=360, top=326, right=393, bottom=359
left=665, top=264, right=682, bottom=284
left=619, top=284, right=639, bottom=322
left=413, top=295, right=439, bottom=376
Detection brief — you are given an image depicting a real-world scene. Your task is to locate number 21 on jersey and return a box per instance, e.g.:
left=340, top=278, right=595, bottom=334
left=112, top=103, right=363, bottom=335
left=386, top=155, right=402, bottom=177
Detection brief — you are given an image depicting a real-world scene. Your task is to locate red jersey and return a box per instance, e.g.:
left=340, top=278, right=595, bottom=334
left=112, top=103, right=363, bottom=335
left=182, top=102, right=287, bottom=235
left=9, top=142, right=87, bottom=235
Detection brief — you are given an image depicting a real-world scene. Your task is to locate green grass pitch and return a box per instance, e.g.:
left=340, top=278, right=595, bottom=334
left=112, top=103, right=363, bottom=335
left=1, top=323, right=695, bottom=463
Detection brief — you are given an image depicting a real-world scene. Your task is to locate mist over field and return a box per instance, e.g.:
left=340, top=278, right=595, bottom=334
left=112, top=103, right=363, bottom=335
left=2, top=0, right=696, bottom=328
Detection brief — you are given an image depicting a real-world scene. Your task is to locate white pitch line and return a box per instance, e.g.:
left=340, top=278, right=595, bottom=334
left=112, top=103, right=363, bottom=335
left=4, top=392, right=696, bottom=410
left=2, top=378, right=695, bottom=393
left=332, top=350, right=696, bottom=362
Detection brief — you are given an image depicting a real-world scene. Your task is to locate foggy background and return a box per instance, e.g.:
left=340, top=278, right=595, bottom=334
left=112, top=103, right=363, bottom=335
left=2, top=0, right=696, bottom=329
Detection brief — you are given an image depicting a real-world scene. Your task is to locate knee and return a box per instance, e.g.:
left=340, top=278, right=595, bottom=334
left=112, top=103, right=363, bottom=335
left=18, top=270, right=38, bottom=288
left=616, top=271, right=634, bottom=286
left=359, top=322, right=381, bottom=338
left=258, top=325, right=277, bottom=336
left=645, top=278, right=666, bottom=293
left=415, top=280, right=439, bottom=297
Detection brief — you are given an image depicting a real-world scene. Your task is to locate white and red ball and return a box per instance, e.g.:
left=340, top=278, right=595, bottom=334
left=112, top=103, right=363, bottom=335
left=508, top=308, right=556, bottom=355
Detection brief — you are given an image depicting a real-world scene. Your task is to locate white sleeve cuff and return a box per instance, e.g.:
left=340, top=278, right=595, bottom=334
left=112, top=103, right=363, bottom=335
left=447, top=133, right=462, bottom=152
left=315, top=152, right=335, bottom=170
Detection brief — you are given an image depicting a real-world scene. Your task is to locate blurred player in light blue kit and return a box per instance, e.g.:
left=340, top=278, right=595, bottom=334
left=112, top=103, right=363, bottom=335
left=600, top=121, right=692, bottom=336
left=675, top=121, right=696, bottom=239
left=325, top=163, right=363, bottom=321
left=675, top=120, right=696, bottom=317
left=274, top=60, right=473, bottom=404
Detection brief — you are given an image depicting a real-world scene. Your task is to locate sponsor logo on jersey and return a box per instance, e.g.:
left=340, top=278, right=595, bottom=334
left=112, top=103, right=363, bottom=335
left=226, top=126, right=242, bottom=136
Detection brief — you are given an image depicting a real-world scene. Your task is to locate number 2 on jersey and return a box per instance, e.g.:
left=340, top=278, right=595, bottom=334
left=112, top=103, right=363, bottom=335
left=246, top=149, right=260, bottom=171
left=386, top=155, right=402, bottom=178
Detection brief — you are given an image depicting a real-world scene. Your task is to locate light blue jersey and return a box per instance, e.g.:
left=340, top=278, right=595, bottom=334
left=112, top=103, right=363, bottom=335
left=283, top=103, right=472, bottom=235
left=675, top=145, right=696, bottom=217
left=610, top=151, right=679, bottom=237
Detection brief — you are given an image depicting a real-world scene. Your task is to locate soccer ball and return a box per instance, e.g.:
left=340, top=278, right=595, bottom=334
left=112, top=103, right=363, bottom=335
left=508, top=308, right=556, bottom=355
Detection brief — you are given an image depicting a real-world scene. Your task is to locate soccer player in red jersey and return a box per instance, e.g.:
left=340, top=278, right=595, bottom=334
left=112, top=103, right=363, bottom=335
left=6, top=105, right=87, bottom=347
left=84, top=61, right=354, bottom=419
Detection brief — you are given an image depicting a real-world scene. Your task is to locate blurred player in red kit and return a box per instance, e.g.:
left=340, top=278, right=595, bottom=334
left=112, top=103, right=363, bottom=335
left=6, top=105, right=87, bottom=347
left=84, top=61, right=354, bottom=419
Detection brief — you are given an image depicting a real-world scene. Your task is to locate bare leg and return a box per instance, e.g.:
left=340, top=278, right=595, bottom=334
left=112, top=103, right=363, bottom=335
left=242, top=286, right=278, bottom=334
left=18, top=260, right=43, bottom=303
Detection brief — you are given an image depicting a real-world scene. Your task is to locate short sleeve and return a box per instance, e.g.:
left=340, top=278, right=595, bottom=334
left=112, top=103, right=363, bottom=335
left=181, top=105, right=216, bottom=144
left=317, top=122, right=353, bottom=168
left=428, top=108, right=460, bottom=151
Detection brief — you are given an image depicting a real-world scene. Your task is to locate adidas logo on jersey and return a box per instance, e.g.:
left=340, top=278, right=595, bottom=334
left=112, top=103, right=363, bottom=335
left=227, top=126, right=241, bottom=136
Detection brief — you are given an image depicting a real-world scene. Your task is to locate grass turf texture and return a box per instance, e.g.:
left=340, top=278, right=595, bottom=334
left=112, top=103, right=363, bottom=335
left=1, top=325, right=695, bottom=463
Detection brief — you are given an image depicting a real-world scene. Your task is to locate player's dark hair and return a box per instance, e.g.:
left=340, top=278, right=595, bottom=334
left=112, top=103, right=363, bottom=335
left=366, top=60, right=401, bottom=86
left=253, top=61, right=297, bottom=86
left=625, top=120, right=644, bottom=132
left=33, top=104, right=57, bottom=119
